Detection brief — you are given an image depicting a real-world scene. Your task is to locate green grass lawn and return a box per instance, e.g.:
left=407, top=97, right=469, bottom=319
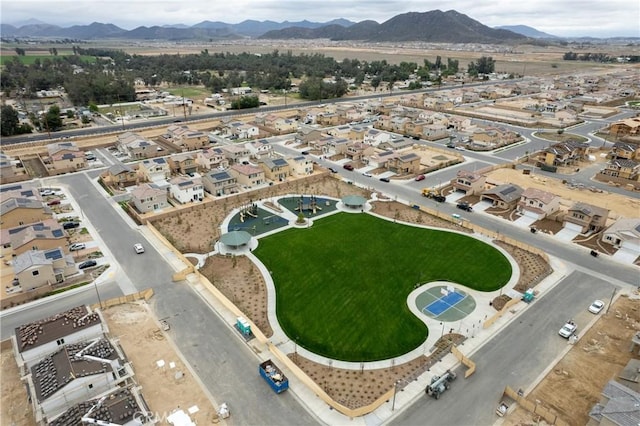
left=254, top=213, right=511, bottom=361
left=0, top=54, right=96, bottom=66
left=166, top=86, right=210, bottom=98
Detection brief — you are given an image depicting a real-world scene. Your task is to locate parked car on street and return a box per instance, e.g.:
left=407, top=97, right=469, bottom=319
left=558, top=320, right=577, bottom=338
left=78, top=260, right=97, bottom=270
left=415, top=174, right=425, bottom=181
left=362, top=172, right=373, bottom=177
left=328, top=167, right=338, bottom=173
left=379, top=177, right=390, bottom=182
left=588, top=300, right=605, bottom=314
left=134, top=243, right=145, bottom=254
left=456, top=201, right=473, bottom=212
left=69, top=243, right=86, bottom=251
left=343, top=164, right=354, bottom=171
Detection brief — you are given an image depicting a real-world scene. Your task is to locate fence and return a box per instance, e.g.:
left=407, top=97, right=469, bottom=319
left=89, top=288, right=154, bottom=310
left=483, top=297, right=521, bottom=329
left=451, top=345, right=476, bottom=378
left=503, top=385, right=570, bottom=426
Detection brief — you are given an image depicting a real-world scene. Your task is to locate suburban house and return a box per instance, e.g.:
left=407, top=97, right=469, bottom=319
left=100, top=164, right=138, bottom=189
left=348, top=126, right=367, bottom=141
left=2, top=219, right=67, bottom=257
left=386, top=152, right=421, bottom=175
left=269, top=117, right=298, bottom=133
left=421, top=124, right=449, bottom=141
left=168, top=176, right=204, bottom=204
left=1, top=197, right=52, bottom=229
left=327, top=125, right=351, bottom=139
left=378, top=137, right=414, bottom=151
left=329, top=138, right=350, bottom=155
left=0, top=153, right=26, bottom=183
left=308, top=137, right=332, bottom=155
left=201, top=170, right=238, bottom=196
left=246, top=139, right=273, bottom=160
left=229, top=164, right=265, bottom=188
left=287, top=155, right=314, bottom=176
left=138, top=157, right=171, bottom=182
left=610, top=142, right=640, bottom=161
left=48, top=387, right=148, bottom=426
left=452, top=170, right=487, bottom=195
left=196, top=147, right=229, bottom=171
left=563, top=202, right=609, bottom=233
left=363, top=129, right=393, bottom=147
left=165, top=125, right=209, bottom=150
left=295, top=125, right=324, bottom=145
left=12, top=305, right=106, bottom=368
left=345, top=142, right=376, bottom=162
left=316, top=112, right=341, bottom=126
left=130, top=183, right=169, bottom=213
left=480, top=184, right=524, bottom=209
left=227, top=121, right=259, bottom=139
left=589, top=380, right=640, bottom=426
left=25, top=337, right=133, bottom=423
left=167, top=153, right=197, bottom=176
left=116, top=132, right=162, bottom=159
left=540, top=140, right=590, bottom=167
left=259, top=158, right=290, bottom=182
left=366, top=150, right=396, bottom=169
left=219, top=144, right=251, bottom=165
left=601, top=218, right=640, bottom=257
left=609, top=117, right=640, bottom=137
left=13, top=247, right=76, bottom=291
left=46, top=142, right=86, bottom=173
left=600, top=159, right=640, bottom=181
left=516, top=187, right=561, bottom=220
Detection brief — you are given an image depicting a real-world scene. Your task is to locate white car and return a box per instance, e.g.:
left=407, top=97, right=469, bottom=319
left=69, top=243, right=86, bottom=251
left=558, top=321, right=577, bottom=338
left=134, top=243, right=145, bottom=254
left=588, top=300, right=605, bottom=314
left=40, top=189, right=55, bottom=196
left=362, top=172, right=373, bottom=177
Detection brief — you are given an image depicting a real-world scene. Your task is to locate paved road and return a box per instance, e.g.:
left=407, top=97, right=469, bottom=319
left=18, top=172, right=318, bottom=426
left=389, top=271, right=616, bottom=426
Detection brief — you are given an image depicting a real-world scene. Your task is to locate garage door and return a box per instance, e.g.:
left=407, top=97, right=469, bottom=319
left=522, top=209, right=541, bottom=220
left=563, top=222, right=583, bottom=233
left=621, top=240, right=640, bottom=255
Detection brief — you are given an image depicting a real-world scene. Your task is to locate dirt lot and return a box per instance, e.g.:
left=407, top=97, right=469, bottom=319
left=503, top=294, right=640, bottom=426
left=0, top=302, right=221, bottom=425
left=103, top=302, right=219, bottom=424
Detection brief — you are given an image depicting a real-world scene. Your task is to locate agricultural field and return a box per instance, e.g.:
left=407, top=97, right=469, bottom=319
left=0, top=53, right=96, bottom=66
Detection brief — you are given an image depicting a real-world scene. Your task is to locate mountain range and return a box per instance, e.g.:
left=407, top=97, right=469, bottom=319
left=1, top=10, right=560, bottom=43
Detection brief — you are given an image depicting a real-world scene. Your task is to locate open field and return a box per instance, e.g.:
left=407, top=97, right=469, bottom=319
left=254, top=212, right=511, bottom=361
left=0, top=54, right=96, bottom=65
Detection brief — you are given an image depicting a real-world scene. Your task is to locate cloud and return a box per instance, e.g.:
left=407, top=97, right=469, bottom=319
left=1, top=0, right=638, bottom=37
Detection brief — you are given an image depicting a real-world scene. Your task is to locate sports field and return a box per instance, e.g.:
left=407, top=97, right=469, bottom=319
left=254, top=213, right=511, bottom=361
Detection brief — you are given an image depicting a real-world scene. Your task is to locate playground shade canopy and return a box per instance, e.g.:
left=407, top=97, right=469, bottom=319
left=341, top=195, right=367, bottom=208
left=220, top=230, right=252, bottom=247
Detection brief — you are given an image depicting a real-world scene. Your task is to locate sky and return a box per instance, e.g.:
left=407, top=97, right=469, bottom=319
left=2, top=0, right=639, bottom=38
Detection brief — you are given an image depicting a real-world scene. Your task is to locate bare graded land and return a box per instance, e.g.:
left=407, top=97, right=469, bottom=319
left=504, top=294, right=640, bottom=426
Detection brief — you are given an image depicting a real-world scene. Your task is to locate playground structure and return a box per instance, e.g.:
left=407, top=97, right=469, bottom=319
left=295, top=195, right=323, bottom=215
left=239, top=201, right=258, bottom=222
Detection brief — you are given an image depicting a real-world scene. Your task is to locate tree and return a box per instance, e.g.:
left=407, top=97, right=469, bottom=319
left=44, top=105, right=63, bottom=131
left=14, top=47, right=25, bottom=56
left=0, top=105, right=19, bottom=136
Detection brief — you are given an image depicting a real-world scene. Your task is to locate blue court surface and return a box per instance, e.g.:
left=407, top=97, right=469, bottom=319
left=423, top=291, right=465, bottom=316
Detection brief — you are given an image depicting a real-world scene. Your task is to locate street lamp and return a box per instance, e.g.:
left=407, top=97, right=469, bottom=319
left=440, top=322, right=445, bottom=338
left=92, top=273, right=103, bottom=310
left=391, top=380, right=399, bottom=411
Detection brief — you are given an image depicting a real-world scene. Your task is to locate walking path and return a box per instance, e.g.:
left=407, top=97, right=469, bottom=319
left=172, top=194, right=570, bottom=425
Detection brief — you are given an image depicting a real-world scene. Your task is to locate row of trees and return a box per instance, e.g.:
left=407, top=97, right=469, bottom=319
left=0, top=104, right=66, bottom=136
left=2, top=46, right=496, bottom=105
left=563, top=51, right=640, bottom=63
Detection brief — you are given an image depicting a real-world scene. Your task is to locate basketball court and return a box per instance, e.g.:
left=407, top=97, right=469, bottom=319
left=415, top=285, right=476, bottom=322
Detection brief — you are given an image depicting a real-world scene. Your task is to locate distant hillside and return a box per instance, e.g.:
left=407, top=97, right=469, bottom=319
left=0, top=18, right=356, bottom=40
left=495, top=25, right=557, bottom=38
left=260, top=10, right=528, bottom=43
